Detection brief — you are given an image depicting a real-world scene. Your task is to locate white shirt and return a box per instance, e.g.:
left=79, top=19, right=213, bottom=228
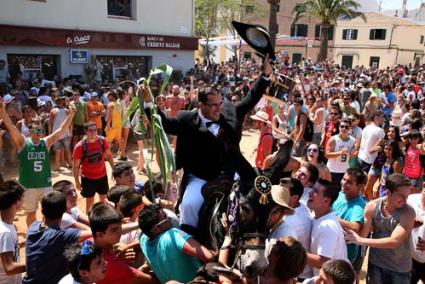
left=407, top=194, right=425, bottom=263
left=285, top=203, right=313, bottom=278
left=58, top=274, right=81, bottom=284
left=0, top=221, right=21, bottom=284
left=300, top=187, right=313, bottom=206
left=351, top=100, right=360, bottom=114
left=120, top=229, right=141, bottom=245
left=327, top=135, right=355, bottom=174
left=310, top=211, right=348, bottom=276
left=60, top=207, right=82, bottom=229
left=268, top=218, right=298, bottom=240
left=38, top=95, right=55, bottom=107
left=199, top=111, right=220, bottom=136
left=358, top=123, right=385, bottom=164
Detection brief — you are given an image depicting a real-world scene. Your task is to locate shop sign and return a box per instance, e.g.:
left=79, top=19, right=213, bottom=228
left=138, top=36, right=181, bottom=49
left=66, top=35, right=91, bottom=45
left=70, top=49, right=89, bottom=64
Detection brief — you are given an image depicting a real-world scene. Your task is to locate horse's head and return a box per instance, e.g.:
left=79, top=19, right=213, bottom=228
left=230, top=176, right=280, bottom=279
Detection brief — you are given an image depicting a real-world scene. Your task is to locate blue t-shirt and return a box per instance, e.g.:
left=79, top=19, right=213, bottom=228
left=380, top=91, right=396, bottom=116
left=23, top=221, right=81, bottom=284
left=140, top=228, right=201, bottom=283
left=332, top=192, right=366, bottom=262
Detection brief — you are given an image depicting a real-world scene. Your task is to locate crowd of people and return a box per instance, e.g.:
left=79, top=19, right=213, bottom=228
left=0, top=53, right=424, bottom=284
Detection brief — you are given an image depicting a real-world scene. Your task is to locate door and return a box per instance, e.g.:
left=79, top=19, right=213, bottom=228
left=292, top=53, right=302, bottom=64
left=341, top=55, right=353, bottom=69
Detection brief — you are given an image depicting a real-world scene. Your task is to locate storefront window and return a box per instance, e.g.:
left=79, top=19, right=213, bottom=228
left=94, top=55, right=150, bottom=82
left=7, top=54, right=58, bottom=81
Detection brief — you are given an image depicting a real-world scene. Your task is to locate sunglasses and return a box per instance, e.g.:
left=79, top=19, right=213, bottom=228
left=350, top=118, right=357, bottom=122
left=307, top=148, right=319, bottom=153
left=330, top=112, right=339, bottom=116
left=340, top=125, right=350, bottom=129
left=32, top=128, right=45, bottom=134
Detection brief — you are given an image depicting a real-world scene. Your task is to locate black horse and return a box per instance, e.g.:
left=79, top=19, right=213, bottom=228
left=195, top=171, right=279, bottom=279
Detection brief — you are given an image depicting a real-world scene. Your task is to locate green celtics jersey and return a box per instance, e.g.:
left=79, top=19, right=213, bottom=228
left=18, top=138, right=52, bottom=189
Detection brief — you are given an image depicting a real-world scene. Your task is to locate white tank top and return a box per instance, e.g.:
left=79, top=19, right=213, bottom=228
left=313, top=108, right=326, bottom=134
left=21, top=120, right=30, bottom=137
left=52, top=108, right=70, bottom=138
left=327, top=135, right=355, bottom=173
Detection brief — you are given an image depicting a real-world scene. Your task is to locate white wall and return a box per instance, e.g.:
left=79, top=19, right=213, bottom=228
left=0, top=0, right=194, bottom=37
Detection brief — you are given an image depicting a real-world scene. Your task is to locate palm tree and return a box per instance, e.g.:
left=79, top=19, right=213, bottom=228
left=268, top=0, right=280, bottom=48
left=292, top=0, right=365, bottom=62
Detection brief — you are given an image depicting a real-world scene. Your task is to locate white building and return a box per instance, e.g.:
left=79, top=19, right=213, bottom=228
left=0, top=0, right=197, bottom=81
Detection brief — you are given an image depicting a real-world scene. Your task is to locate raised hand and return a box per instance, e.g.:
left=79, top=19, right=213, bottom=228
left=262, top=53, right=273, bottom=77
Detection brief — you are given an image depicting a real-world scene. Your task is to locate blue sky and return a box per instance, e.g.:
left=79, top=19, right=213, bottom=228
left=381, top=0, right=422, bottom=10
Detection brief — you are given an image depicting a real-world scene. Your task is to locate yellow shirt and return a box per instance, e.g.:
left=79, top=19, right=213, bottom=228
left=111, top=100, right=122, bottom=129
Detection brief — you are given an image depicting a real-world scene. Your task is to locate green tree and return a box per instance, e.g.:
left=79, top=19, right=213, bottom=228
left=293, top=0, right=365, bottom=61
left=196, top=0, right=266, bottom=64
left=195, top=0, right=220, bottom=64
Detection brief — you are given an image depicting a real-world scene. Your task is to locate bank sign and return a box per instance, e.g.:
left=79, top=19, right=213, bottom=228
left=70, top=49, right=89, bottom=64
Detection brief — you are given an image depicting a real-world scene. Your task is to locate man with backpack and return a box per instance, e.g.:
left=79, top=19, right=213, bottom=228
left=73, top=121, right=114, bottom=213
left=292, top=97, right=313, bottom=157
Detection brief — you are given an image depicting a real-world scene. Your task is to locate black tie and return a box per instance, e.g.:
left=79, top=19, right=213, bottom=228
left=206, top=121, right=219, bottom=127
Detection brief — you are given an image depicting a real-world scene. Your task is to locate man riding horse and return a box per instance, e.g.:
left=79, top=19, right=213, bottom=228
left=144, top=54, right=273, bottom=235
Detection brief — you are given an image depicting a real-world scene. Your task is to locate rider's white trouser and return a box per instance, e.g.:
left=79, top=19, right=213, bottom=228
left=179, top=175, right=206, bottom=228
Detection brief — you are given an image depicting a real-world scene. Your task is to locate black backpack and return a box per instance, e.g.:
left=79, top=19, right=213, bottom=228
left=299, top=113, right=314, bottom=142
left=79, top=136, right=106, bottom=166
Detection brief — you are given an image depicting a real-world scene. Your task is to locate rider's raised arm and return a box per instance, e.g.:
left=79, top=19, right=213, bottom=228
left=236, top=54, right=273, bottom=119
left=0, top=97, right=25, bottom=149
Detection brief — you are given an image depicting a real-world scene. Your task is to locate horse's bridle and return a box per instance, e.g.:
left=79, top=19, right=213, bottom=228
left=226, top=182, right=267, bottom=252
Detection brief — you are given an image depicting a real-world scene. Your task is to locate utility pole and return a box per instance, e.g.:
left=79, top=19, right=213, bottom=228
left=378, top=0, right=384, bottom=12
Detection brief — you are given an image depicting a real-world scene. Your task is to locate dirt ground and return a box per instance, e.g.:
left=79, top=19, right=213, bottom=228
left=3, top=129, right=373, bottom=282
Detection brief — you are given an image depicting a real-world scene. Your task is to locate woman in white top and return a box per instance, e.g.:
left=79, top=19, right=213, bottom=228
left=16, top=105, right=34, bottom=137
left=272, top=104, right=288, bottom=140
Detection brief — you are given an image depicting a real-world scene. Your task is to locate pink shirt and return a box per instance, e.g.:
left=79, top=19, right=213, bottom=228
left=403, top=145, right=422, bottom=179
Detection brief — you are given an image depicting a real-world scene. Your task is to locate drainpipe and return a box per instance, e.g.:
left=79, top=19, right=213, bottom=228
left=389, top=25, right=397, bottom=65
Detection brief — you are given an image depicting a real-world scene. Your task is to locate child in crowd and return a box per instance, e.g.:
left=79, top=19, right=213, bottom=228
left=59, top=241, right=106, bottom=284
left=117, top=191, right=144, bottom=267
left=0, top=180, right=26, bottom=283
left=88, top=202, right=157, bottom=284
left=107, top=184, right=131, bottom=207
left=23, top=191, right=92, bottom=284
left=303, top=259, right=356, bottom=284
left=53, top=180, right=90, bottom=230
